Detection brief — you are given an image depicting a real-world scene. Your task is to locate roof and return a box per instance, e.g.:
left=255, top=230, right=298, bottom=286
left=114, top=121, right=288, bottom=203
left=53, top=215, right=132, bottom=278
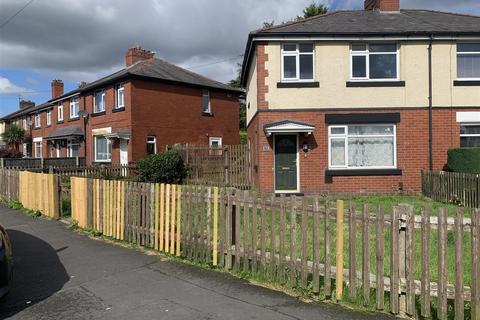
left=1, top=102, right=51, bottom=121
left=52, top=58, right=243, bottom=102
left=45, top=125, right=84, bottom=140
left=241, top=9, right=480, bottom=85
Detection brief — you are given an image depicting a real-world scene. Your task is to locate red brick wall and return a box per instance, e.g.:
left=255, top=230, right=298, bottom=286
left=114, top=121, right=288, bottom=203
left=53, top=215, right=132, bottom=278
left=248, top=107, right=475, bottom=194
left=130, top=79, right=240, bottom=162
left=256, top=43, right=269, bottom=110
left=364, top=0, right=400, bottom=11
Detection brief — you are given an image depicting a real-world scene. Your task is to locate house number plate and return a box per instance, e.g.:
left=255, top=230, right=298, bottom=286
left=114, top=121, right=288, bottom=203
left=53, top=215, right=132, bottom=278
left=262, top=145, right=270, bottom=152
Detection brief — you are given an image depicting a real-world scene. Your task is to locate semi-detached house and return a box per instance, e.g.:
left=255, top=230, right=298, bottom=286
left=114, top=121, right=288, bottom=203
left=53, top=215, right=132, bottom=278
left=241, top=0, right=480, bottom=194
left=2, top=47, right=242, bottom=165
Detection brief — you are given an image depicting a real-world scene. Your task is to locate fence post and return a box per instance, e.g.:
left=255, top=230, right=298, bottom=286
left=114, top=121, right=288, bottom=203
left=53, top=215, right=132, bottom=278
left=41, top=157, right=44, bottom=170
left=397, top=205, right=407, bottom=317
left=336, top=200, right=344, bottom=301
left=230, top=188, right=236, bottom=246
left=76, top=156, right=80, bottom=167
left=224, top=147, right=229, bottom=186
left=0, top=158, right=4, bottom=168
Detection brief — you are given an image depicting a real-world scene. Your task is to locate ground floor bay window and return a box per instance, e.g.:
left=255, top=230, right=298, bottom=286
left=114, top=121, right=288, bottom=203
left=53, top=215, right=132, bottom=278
left=94, top=136, right=111, bottom=162
left=329, top=124, right=397, bottom=170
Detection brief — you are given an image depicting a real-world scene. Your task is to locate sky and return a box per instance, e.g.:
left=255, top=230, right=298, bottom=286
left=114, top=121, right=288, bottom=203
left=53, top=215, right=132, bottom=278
left=1, top=0, right=480, bottom=116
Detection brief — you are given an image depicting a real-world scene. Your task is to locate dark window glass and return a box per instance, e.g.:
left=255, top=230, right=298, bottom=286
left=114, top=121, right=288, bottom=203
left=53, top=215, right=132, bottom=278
left=369, top=54, right=397, bottom=79
left=299, top=55, right=313, bottom=79
left=457, top=43, right=480, bottom=53
left=283, top=56, right=297, bottom=78
left=370, top=44, right=397, bottom=52
left=461, top=125, right=480, bottom=135
left=352, top=44, right=367, bottom=51
left=299, top=44, right=313, bottom=53
left=461, top=137, right=480, bottom=147
left=283, top=44, right=297, bottom=52
left=352, top=56, right=367, bottom=78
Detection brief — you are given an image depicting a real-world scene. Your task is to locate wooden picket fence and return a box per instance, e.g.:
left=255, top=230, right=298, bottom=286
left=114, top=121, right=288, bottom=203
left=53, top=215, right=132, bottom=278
left=69, top=177, right=480, bottom=319
left=0, top=169, right=19, bottom=202
left=422, top=170, right=480, bottom=208
left=168, top=144, right=252, bottom=189
left=18, top=171, right=60, bottom=218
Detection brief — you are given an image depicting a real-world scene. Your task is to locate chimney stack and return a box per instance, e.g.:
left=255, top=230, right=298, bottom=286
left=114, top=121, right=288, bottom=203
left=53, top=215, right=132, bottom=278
left=19, top=100, right=35, bottom=109
left=364, top=0, right=400, bottom=12
left=125, top=46, right=155, bottom=67
left=51, top=80, right=64, bottom=99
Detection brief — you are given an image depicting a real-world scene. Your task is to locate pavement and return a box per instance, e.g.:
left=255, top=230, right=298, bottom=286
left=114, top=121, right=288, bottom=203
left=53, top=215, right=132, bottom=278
left=0, top=205, right=393, bottom=320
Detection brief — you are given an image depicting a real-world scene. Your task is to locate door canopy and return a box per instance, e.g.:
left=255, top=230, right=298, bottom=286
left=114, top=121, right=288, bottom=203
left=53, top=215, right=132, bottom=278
left=263, top=120, right=315, bottom=137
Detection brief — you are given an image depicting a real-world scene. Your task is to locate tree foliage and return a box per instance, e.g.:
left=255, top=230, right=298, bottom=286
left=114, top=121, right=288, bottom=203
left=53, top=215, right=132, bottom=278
left=1, top=124, right=25, bottom=151
left=296, top=2, right=328, bottom=20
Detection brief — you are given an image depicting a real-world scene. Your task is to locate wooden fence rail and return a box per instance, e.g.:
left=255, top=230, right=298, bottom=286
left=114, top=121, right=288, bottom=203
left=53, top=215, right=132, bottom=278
left=422, top=170, right=480, bottom=208
left=1, top=157, right=86, bottom=169
left=168, top=144, right=252, bottom=189
left=70, top=177, right=480, bottom=319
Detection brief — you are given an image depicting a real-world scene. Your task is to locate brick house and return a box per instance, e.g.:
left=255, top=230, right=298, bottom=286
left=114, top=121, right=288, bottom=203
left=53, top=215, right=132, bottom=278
left=2, top=47, right=242, bottom=164
left=241, top=0, right=480, bottom=194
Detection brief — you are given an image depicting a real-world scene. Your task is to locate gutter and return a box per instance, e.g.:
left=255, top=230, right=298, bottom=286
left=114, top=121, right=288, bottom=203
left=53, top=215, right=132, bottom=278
left=428, top=35, right=434, bottom=171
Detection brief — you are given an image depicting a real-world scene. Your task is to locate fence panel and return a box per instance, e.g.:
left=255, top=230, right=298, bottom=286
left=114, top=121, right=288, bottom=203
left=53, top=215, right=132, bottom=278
left=18, top=171, right=60, bottom=218
left=0, top=169, right=19, bottom=202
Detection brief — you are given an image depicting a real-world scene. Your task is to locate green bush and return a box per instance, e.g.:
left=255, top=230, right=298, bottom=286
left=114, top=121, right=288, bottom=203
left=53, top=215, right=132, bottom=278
left=447, top=148, right=480, bottom=174
left=137, top=150, right=187, bottom=184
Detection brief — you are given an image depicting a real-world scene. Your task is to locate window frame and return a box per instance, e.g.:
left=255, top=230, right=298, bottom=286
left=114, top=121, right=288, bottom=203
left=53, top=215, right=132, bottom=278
left=350, top=43, right=400, bottom=81
left=328, top=124, right=397, bottom=170
left=202, top=90, right=211, bottom=114
left=70, top=97, right=80, bottom=119
left=57, top=103, right=64, bottom=122
left=209, top=137, right=223, bottom=148
left=280, top=43, right=315, bottom=83
left=456, top=43, right=480, bottom=81
left=94, top=136, right=111, bottom=162
left=34, top=113, right=41, bottom=128
left=146, top=136, right=157, bottom=155
left=115, top=83, right=125, bottom=109
left=94, top=90, right=106, bottom=113
left=23, top=119, right=27, bottom=130
left=34, top=141, right=42, bottom=159
left=67, top=140, right=80, bottom=157
left=46, top=110, right=51, bottom=126
left=460, top=123, right=480, bottom=147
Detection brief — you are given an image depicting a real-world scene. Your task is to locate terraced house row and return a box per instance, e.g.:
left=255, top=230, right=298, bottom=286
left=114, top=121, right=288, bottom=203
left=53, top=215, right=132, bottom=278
left=1, top=47, right=241, bottom=165
left=242, top=0, right=480, bottom=193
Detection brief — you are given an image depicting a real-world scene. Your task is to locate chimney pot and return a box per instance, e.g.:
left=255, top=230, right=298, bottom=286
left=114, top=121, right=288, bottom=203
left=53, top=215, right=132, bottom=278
left=125, top=46, right=155, bottom=67
left=19, top=100, right=35, bottom=109
left=364, top=0, right=400, bottom=12
left=51, top=79, right=64, bottom=99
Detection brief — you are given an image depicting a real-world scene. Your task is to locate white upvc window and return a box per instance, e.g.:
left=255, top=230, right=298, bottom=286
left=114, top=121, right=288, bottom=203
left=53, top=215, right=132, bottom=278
left=34, top=141, right=42, bottom=158
left=94, top=136, right=111, bottom=162
left=70, top=97, right=79, bottom=118
left=350, top=43, right=399, bottom=81
left=57, top=103, right=64, bottom=122
left=94, top=90, right=106, bottom=113
left=209, top=137, right=223, bottom=155
left=460, top=124, right=480, bottom=147
left=281, top=43, right=314, bottom=82
left=67, top=140, right=80, bottom=157
left=146, top=136, right=157, bottom=155
left=457, top=43, right=480, bottom=80
left=23, top=119, right=27, bottom=130
left=329, top=124, right=397, bottom=169
left=34, top=113, right=41, bottom=128
left=46, top=110, right=51, bottom=126
left=115, top=83, right=124, bottom=109
left=202, top=90, right=211, bottom=114
left=22, top=143, right=30, bottom=158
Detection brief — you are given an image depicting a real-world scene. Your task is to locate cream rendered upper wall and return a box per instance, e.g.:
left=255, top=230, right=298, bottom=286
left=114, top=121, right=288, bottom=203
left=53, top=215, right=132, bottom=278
left=246, top=54, right=258, bottom=124
left=254, top=41, right=480, bottom=110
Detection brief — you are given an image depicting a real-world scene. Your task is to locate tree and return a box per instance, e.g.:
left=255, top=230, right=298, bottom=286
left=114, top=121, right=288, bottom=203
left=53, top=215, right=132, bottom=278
left=2, top=124, right=25, bottom=151
left=296, top=2, right=328, bottom=20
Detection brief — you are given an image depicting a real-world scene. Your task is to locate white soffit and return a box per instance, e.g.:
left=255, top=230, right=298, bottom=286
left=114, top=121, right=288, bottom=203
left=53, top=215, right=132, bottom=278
left=264, top=121, right=315, bottom=136
left=456, top=112, right=480, bottom=123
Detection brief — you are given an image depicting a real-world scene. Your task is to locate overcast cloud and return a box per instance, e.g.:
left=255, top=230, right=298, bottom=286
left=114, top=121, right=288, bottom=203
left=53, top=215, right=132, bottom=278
left=0, top=0, right=479, bottom=95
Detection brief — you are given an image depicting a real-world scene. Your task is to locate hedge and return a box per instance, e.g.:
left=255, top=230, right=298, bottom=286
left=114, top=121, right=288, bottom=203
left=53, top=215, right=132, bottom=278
left=447, top=148, right=480, bottom=174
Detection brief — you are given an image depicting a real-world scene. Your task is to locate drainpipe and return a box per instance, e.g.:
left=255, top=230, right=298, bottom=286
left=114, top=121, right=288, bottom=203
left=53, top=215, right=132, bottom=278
left=428, top=35, right=433, bottom=171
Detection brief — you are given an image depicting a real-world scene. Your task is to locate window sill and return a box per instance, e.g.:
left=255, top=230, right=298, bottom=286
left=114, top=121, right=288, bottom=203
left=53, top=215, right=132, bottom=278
left=346, top=81, right=405, bottom=88
left=325, top=169, right=402, bottom=177
left=277, top=82, right=320, bottom=88
left=46, top=125, right=52, bottom=128
left=454, top=80, right=480, bottom=86
left=68, top=117, right=80, bottom=122
left=92, top=161, right=112, bottom=165
left=91, top=111, right=106, bottom=117
left=112, top=107, right=125, bottom=113
left=202, top=112, right=214, bottom=117
left=57, top=120, right=64, bottom=124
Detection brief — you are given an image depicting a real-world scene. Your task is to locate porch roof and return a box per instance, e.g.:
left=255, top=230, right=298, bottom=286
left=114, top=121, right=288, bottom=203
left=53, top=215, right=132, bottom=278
left=263, top=120, right=315, bottom=136
left=104, top=128, right=131, bottom=140
left=45, top=125, right=84, bottom=140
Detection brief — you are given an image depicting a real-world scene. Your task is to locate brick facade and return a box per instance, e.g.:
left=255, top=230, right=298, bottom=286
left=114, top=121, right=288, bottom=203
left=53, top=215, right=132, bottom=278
left=364, top=0, right=400, bottom=11
left=248, top=107, right=476, bottom=194
left=256, top=43, right=269, bottom=110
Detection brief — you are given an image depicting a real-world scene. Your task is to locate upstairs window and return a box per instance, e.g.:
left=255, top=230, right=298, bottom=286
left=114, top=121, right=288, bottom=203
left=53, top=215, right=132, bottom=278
left=329, top=124, right=396, bottom=169
left=457, top=43, right=480, bottom=79
left=94, top=90, right=105, bottom=113
left=460, top=124, right=480, bottom=147
left=34, top=113, right=41, bottom=128
left=146, top=136, right=156, bottom=155
left=57, top=103, right=64, bottom=122
left=23, top=119, right=27, bottom=130
left=281, top=43, right=314, bottom=82
left=70, top=97, right=79, bottom=118
left=46, top=110, right=51, bottom=126
left=202, top=90, right=211, bottom=114
left=115, top=83, right=124, bottom=109
left=351, top=43, right=398, bottom=80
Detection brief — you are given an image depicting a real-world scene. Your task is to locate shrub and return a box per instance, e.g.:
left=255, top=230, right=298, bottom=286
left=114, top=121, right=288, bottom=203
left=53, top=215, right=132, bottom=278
left=447, top=148, right=480, bottom=174
left=0, top=147, right=23, bottom=158
left=137, top=150, right=187, bottom=184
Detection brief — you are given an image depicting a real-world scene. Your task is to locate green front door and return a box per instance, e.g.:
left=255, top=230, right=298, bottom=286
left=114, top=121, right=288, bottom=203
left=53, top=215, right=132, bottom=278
left=274, top=134, right=298, bottom=191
